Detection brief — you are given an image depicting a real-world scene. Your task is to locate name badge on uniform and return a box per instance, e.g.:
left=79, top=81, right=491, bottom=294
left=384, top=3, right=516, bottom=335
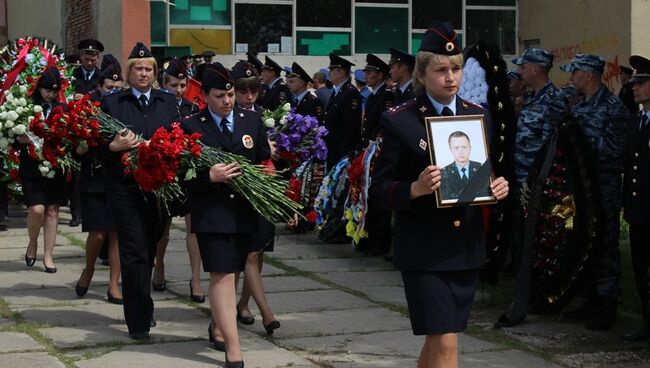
left=419, top=139, right=427, bottom=151
left=242, top=135, right=254, bottom=149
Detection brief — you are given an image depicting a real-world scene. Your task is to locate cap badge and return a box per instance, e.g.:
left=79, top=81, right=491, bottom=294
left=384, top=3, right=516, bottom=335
left=239, top=113, right=245, bottom=118
left=225, top=82, right=232, bottom=90
left=200, top=116, right=206, bottom=122
left=138, top=50, right=145, bottom=57
left=112, top=74, right=118, bottom=80
left=179, top=73, right=184, bottom=78
left=245, top=70, right=251, bottom=76
left=445, top=42, right=455, bottom=52
left=242, top=134, right=254, bottom=149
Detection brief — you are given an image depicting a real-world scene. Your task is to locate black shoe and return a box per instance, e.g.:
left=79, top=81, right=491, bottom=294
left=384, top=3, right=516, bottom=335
left=25, top=254, right=36, bottom=267
left=623, top=325, right=650, bottom=342
left=106, top=291, right=123, bottom=305
left=493, top=314, right=524, bottom=329
left=226, top=360, right=244, bottom=368
left=152, top=280, right=167, bottom=292
left=562, top=300, right=594, bottom=322
left=43, top=262, right=57, bottom=273
left=585, top=296, right=617, bottom=331
left=264, top=320, right=280, bottom=336
left=150, top=316, right=156, bottom=327
left=208, top=322, right=226, bottom=351
left=68, top=217, right=81, bottom=227
left=75, top=283, right=89, bottom=297
left=189, top=281, right=205, bottom=303
left=237, top=307, right=255, bottom=325
left=129, top=331, right=150, bottom=340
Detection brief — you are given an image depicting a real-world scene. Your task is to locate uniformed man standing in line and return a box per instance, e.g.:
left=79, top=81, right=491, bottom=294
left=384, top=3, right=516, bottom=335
left=622, top=55, right=650, bottom=342
left=361, top=54, right=395, bottom=143
left=286, top=62, right=323, bottom=119
left=191, top=54, right=204, bottom=77
left=388, top=48, right=415, bottom=105
left=312, top=71, right=331, bottom=107
left=512, top=48, right=569, bottom=192
left=559, top=54, right=630, bottom=331
left=354, top=69, right=371, bottom=112
left=259, top=56, right=291, bottom=111
left=202, top=50, right=215, bottom=64
left=323, top=53, right=363, bottom=169
left=73, top=39, right=104, bottom=99
left=181, top=55, right=193, bottom=78
left=619, top=65, right=639, bottom=116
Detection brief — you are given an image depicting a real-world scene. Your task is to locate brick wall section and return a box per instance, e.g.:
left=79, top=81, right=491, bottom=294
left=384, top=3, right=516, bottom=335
left=64, top=0, right=95, bottom=55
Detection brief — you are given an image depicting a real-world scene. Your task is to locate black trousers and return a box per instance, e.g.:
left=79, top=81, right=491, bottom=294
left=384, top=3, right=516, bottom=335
left=67, top=171, right=82, bottom=219
left=106, top=178, right=162, bottom=334
left=629, top=224, right=650, bottom=323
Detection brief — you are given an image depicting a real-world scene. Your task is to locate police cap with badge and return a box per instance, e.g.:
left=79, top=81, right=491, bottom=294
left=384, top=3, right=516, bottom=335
left=629, top=55, right=650, bottom=83
left=246, top=51, right=264, bottom=74
left=559, top=54, right=605, bottom=74
left=165, top=57, right=188, bottom=80
left=201, top=62, right=234, bottom=91
left=286, top=62, right=313, bottom=84
left=512, top=48, right=554, bottom=68
left=38, top=67, right=62, bottom=90
left=128, top=42, right=154, bottom=59
left=363, top=54, right=390, bottom=76
left=99, top=54, right=122, bottom=82
left=77, top=39, right=104, bottom=55
left=262, top=55, right=283, bottom=75
left=231, top=60, right=258, bottom=80
left=388, top=47, right=415, bottom=69
left=328, top=53, right=355, bottom=71
left=419, top=21, right=461, bottom=55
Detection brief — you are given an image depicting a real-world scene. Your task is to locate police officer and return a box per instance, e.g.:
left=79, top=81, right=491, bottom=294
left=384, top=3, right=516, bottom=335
left=512, top=48, right=569, bottom=192
left=388, top=47, right=415, bottom=105
left=622, top=55, right=650, bottom=341
left=354, top=69, right=371, bottom=111
left=162, top=58, right=198, bottom=117
left=369, top=21, right=508, bottom=366
left=507, top=70, right=526, bottom=116
left=286, top=62, right=323, bottom=119
left=88, top=54, right=123, bottom=102
left=202, top=50, right=215, bottom=64
left=259, top=56, right=291, bottom=110
left=559, top=54, right=630, bottom=330
left=619, top=65, right=639, bottom=116
left=73, top=39, right=104, bottom=99
left=191, top=54, right=204, bottom=76
left=324, top=53, right=363, bottom=169
left=362, top=54, right=395, bottom=143
left=100, top=42, right=178, bottom=340
left=181, top=55, right=193, bottom=77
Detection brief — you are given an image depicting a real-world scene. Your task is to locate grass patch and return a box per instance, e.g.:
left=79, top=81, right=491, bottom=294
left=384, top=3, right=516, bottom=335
left=57, top=230, right=86, bottom=249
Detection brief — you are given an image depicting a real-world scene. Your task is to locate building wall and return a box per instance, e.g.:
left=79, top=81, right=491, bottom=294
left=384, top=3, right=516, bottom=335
left=65, top=0, right=95, bottom=56
left=121, top=0, right=150, bottom=65
left=518, top=0, right=631, bottom=91
left=96, top=0, right=123, bottom=62
left=7, top=0, right=65, bottom=47
left=631, top=0, right=650, bottom=57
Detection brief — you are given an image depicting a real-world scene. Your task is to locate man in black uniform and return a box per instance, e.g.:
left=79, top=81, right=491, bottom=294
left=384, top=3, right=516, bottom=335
left=202, top=50, right=215, bottom=64
left=323, top=53, right=363, bottom=169
left=259, top=56, right=290, bottom=110
left=362, top=54, right=395, bottom=143
left=73, top=39, right=104, bottom=99
left=619, top=65, right=639, bottom=116
left=623, top=55, right=650, bottom=341
left=89, top=54, right=123, bottom=102
left=388, top=47, right=415, bottom=105
left=101, top=42, right=178, bottom=340
left=286, top=62, right=323, bottom=119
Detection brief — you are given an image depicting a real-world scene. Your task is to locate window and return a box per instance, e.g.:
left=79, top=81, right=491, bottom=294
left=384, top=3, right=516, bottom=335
left=356, top=0, right=407, bottom=3
left=466, top=9, right=516, bottom=55
left=169, top=29, right=232, bottom=54
left=169, top=0, right=230, bottom=26
left=466, top=0, right=516, bottom=6
left=412, top=0, right=462, bottom=29
left=150, top=1, right=167, bottom=45
left=297, top=31, right=351, bottom=56
left=235, top=3, right=292, bottom=54
left=296, top=0, right=351, bottom=28
left=355, top=6, right=408, bottom=54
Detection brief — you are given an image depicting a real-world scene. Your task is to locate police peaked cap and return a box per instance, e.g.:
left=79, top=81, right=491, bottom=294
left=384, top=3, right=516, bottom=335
left=630, top=55, right=650, bottom=83
left=38, top=66, right=62, bottom=90
left=99, top=54, right=122, bottom=81
left=202, top=62, right=234, bottom=90
left=363, top=54, right=390, bottom=75
left=418, top=21, right=461, bottom=56
left=165, top=58, right=189, bottom=80
left=388, top=47, right=415, bottom=67
left=77, top=39, right=104, bottom=53
left=128, top=42, right=153, bottom=59
left=328, top=53, right=355, bottom=70
left=263, top=55, right=283, bottom=74
left=286, top=62, right=313, bottom=84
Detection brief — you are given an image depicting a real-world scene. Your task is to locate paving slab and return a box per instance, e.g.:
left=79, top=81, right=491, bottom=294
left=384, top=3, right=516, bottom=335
left=359, top=286, right=407, bottom=308
left=460, top=349, right=562, bottom=367
left=0, top=331, right=45, bottom=353
left=316, top=270, right=403, bottom=288
left=271, top=240, right=360, bottom=260
left=554, top=350, right=650, bottom=368
left=247, top=308, right=411, bottom=339
left=264, top=289, right=375, bottom=314
left=0, top=352, right=65, bottom=368
left=1, top=286, right=112, bottom=307
left=281, top=257, right=396, bottom=273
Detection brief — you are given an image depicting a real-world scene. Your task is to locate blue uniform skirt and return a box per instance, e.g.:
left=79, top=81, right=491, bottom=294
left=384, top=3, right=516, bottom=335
left=196, top=233, right=251, bottom=273
left=401, top=269, right=479, bottom=335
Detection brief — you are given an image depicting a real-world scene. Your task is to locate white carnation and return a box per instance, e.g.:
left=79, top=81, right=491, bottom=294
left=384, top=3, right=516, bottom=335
left=46, top=170, right=56, bottom=179
left=5, top=120, right=14, bottom=128
left=7, top=111, right=18, bottom=121
left=5, top=93, right=14, bottom=102
left=15, top=106, right=23, bottom=115
left=33, top=105, right=43, bottom=113
left=19, top=85, right=27, bottom=94
left=264, top=118, right=275, bottom=128
left=0, top=138, right=8, bottom=148
left=0, top=112, right=6, bottom=120
left=39, top=165, right=49, bottom=174
left=282, top=103, right=291, bottom=112
left=0, top=122, right=3, bottom=129
left=279, top=116, right=287, bottom=125
left=12, top=124, right=26, bottom=135
left=28, top=116, right=34, bottom=123
left=18, top=98, right=27, bottom=106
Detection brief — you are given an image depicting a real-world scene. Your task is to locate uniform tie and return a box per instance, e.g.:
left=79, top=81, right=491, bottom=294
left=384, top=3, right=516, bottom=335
left=220, top=119, right=232, bottom=140
left=85, top=71, right=91, bottom=81
left=441, top=106, right=454, bottom=116
left=641, top=114, right=649, bottom=131
left=293, top=96, right=300, bottom=107
left=461, top=167, right=468, bottom=183
left=43, top=103, right=51, bottom=119
left=139, top=94, right=148, bottom=110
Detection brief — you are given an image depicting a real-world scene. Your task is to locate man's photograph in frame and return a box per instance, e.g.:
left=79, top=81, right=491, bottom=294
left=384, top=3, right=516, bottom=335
left=425, top=115, right=496, bottom=207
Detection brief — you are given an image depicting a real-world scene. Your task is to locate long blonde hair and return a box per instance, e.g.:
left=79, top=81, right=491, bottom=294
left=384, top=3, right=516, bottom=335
left=122, top=57, right=160, bottom=90
left=412, top=51, right=464, bottom=94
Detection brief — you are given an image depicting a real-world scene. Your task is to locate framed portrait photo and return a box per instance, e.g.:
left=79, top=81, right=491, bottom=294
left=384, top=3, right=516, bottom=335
left=424, top=114, right=497, bottom=208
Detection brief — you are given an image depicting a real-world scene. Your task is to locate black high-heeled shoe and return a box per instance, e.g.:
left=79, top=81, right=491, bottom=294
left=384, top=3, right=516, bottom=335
left=189, top=281, right=205, bottom=303
left=152, top=279, right=167, bottom=292
left=43, top=262, right=57, bottom=273
left=75, top=283, right=89, bottom=297
left=225, top=360, right=244, bottom=368
left=25, top=254, right=36, bottom=267
left=236, top=307, right=255, bottom=325
left=208, top=322, right=225, bottom=351
left=106, top=290, right=123, bottom=305
left=264, top=320, right=280, bottom=336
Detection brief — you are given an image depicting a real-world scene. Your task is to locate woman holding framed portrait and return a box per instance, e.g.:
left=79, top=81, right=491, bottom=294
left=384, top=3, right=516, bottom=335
left=369, top=21, right=509, bottom=368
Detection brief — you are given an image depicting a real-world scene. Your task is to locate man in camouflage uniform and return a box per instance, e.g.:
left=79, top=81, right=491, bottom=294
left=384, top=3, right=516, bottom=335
left=512, top=48, right=569, bottom=191
left=560, top=54, right=630, bottom=330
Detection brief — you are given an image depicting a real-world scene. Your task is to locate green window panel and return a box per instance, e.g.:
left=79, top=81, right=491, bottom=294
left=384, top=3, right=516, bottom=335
left=170, top=0, right=230, bottom=25
left=412, top=0, right=462, bottom=29
left=412, top=32, right=462, bottom=53
left=151, top=1, right=167, bottom=45
left=355, top=7, right=407, bottom=54
left=466, top=9, right=516, bottom=55
left=297, top=31, right=351, bottom=56
left=296, top=0, right=351, bottom=28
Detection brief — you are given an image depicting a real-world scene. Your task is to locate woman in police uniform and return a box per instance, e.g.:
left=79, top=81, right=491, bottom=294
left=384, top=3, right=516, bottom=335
left=19, top=67, right=66, bottom=273
left=182, top=62, right=270, bottom=368
left=100, top=42, right=178, bottom=340
left=368, top=22, right=509, bottom=368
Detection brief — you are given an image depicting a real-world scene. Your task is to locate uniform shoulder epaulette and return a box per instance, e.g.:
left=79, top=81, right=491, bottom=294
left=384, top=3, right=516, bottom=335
left=387, top=98, right=417, bottom=115
left=158, top=88, right=176, bottom=96
left=607, top=94, right=620, bottom=105
left=344, top=83, right=356, bottom=91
